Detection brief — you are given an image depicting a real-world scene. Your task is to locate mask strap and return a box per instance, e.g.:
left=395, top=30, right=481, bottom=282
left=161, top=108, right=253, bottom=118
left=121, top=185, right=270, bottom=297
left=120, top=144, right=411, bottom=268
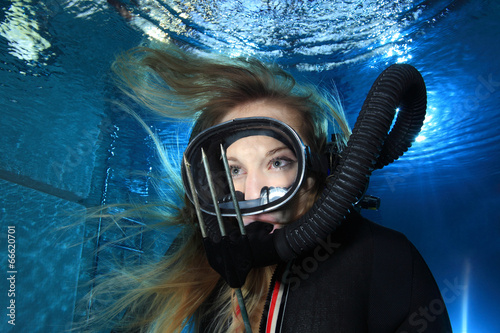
left=306, top=134, right=341, bottom=177
left=223, top=128, right=294, bottom=150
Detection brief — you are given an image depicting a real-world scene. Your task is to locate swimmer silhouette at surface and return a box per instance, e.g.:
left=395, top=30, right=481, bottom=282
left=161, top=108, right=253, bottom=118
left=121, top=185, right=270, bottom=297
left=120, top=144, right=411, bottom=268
left=108, top=0, right=135, bottom=21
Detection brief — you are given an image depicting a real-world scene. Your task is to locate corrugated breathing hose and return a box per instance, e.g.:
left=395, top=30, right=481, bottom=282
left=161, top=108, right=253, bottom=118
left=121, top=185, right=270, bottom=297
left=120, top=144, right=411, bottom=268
left=274, top=64, right=427, bottom=261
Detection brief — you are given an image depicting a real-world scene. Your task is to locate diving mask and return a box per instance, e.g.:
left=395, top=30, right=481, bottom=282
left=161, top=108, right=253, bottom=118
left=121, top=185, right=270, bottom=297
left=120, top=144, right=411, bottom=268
left=182, top=117, right=308, bottom=216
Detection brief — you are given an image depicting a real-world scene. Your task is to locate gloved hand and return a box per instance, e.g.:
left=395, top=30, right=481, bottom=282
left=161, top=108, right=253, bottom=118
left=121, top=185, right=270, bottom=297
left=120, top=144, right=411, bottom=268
left=202, top=215, right=283, bottom=288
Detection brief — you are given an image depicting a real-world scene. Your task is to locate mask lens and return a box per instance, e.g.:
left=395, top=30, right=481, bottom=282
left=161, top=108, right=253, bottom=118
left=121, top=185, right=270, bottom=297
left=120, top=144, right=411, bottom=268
left=221, top=135, right=298, bottom=209
left=182, top=117, right=306, bottom=216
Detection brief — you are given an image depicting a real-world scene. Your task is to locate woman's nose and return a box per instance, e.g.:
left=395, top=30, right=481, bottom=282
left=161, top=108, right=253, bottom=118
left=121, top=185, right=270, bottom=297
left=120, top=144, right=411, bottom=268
left=244, top=170, right=266, bottom=201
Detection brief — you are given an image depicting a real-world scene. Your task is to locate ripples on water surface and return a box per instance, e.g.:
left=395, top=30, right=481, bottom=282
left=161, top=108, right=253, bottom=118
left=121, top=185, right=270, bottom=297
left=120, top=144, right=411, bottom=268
left=2, top=0, right=498, bottom=183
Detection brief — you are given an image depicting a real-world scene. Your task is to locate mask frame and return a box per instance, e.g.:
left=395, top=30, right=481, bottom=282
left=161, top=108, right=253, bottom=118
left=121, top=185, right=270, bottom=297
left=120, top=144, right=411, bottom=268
left=182, top=117, right=308, bottom=216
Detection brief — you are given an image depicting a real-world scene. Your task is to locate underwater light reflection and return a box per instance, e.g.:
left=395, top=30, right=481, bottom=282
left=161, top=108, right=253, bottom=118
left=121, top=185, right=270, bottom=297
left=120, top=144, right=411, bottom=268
left=0, top=1, right=51, bottom=62
left=461, top=259, right=471, bottom=333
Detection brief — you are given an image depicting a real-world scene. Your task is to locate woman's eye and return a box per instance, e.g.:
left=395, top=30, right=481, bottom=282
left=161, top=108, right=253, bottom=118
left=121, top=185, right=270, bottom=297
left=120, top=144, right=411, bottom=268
left=230, top=166, right=242, bottom=177
left=273, top=160, right=284, bottom=168
left=270, top=158, right=294, bottom=169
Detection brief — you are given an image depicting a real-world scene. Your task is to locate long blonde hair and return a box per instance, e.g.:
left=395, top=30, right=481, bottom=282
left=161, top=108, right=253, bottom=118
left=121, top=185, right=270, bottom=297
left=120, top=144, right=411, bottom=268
left=86, top=44, right=350, bottom=333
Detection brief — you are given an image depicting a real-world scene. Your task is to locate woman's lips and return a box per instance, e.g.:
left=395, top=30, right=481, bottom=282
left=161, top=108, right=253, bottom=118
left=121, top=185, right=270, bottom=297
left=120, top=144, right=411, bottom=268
left=243, top=213, right=275, bottom=224
left=243, top=213, right=285, bottom=230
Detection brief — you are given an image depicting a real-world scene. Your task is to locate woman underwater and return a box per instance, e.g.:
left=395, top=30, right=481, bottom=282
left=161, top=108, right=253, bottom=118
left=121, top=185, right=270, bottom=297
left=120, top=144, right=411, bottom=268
left=91, top=45, right=453, bottom=332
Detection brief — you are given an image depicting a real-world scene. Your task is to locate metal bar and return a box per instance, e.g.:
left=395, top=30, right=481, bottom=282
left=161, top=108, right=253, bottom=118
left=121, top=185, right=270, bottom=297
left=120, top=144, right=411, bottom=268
left=201, top=148, right=252, bottom=333
left=201, top=148, right=227, bottom=236
left=202, top=147, right=252, bottom=333
left=219, top=144, right=246, bottom=235
left=235, top=288, right=253, bottom=333
left=183, top=154, right=208, bottom=238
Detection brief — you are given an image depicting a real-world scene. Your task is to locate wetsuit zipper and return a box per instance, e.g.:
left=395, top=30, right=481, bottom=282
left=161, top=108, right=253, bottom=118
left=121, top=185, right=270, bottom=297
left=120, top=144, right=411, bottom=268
left=257, top=263, right=286, bottom=333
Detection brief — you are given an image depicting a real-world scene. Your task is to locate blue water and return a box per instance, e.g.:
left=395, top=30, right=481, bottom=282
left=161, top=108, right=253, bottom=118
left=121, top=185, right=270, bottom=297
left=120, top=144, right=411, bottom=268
left=1, top=0, right=499, bottom=332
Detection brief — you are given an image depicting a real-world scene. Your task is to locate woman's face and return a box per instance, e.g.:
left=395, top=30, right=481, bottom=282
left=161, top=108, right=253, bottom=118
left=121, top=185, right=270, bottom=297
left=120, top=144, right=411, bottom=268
left=225, top=135, right=298, bottom=204
left=218, top=100, right=315, bottom=230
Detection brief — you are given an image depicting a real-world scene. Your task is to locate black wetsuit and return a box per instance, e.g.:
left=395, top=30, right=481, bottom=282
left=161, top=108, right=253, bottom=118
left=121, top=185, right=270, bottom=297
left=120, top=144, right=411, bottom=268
left=203, top=212, right=453, bottom=332
left=114, top=212, right=452, bottom=332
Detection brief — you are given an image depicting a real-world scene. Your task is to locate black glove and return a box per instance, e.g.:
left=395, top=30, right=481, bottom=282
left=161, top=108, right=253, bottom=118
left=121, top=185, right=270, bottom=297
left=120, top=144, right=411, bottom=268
left=202, top=216, right=283, bottom=288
